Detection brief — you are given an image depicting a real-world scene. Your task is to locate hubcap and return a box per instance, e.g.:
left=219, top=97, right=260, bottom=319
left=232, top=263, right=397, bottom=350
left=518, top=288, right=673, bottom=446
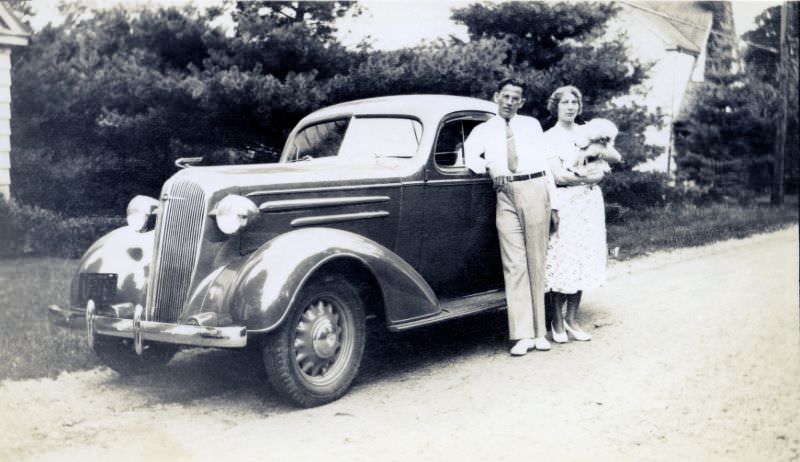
left=311, top=317, right=338, bottom=359
left=293, top=299, right=351, bottom=383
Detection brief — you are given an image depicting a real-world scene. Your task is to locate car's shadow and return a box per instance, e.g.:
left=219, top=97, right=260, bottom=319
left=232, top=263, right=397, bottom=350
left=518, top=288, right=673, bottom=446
left=103, top=311, right=510, bottom=412
left=105, top=308, right=604, bottom=412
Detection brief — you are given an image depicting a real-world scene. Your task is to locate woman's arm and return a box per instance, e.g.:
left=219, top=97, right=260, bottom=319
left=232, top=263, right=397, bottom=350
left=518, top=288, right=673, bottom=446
left=547, top=157, right=604, bottom=186
left=548, top=156, right=581, bottom=186
left=577, top=169, right=605, bottom=185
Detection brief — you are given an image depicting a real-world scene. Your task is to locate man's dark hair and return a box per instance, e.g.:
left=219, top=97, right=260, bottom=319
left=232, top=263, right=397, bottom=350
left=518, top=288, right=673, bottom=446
left=497, top=77, right=527, bottom=93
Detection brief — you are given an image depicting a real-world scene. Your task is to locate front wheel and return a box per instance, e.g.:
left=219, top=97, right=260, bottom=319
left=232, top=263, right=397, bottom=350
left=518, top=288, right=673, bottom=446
left=262, top=275, right=366, bottom=407
left=92, top=336, right=177, bottom=376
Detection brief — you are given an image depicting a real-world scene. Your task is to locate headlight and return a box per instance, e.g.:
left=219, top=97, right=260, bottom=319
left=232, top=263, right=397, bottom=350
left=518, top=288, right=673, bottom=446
left=126, top=195, right=159, bottom=232
left=211, top=195, right=259, bottom=235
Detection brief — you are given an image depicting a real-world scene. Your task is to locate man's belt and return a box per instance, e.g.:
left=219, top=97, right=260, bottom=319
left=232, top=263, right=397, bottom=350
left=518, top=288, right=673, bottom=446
left=493, top=171, right=546, bottom=186
left=557, top=183, right=593, bottom=188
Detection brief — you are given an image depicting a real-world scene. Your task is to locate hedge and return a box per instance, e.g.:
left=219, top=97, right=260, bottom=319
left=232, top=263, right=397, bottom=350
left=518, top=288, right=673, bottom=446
left=0, top=199, right=125, bottom=259
left=1, top=172, right=768, bottom=259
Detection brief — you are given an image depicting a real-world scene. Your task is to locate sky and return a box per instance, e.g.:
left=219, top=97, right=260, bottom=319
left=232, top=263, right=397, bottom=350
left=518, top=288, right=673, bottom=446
left=335, top=1, right=782, bottom=50
left=27, top=0, right=783, bottom=50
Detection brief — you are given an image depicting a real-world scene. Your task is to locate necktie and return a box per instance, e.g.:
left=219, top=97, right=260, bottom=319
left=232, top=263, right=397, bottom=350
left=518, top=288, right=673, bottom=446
left=506, top=121, right=518, bottom=173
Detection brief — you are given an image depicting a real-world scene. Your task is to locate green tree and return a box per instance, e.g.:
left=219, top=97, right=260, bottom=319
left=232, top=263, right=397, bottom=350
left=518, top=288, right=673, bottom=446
left=232, top=1, right=359, bottom=41
left=10, top=2, right=363, bottom=215
left=326, top=38, right=510, bottom=101
left=742, top=4, right=799, bottom=193
left=674, top=77, right=778, bottom=199
left=10, top=1, right=664, bottom=216
left=452, top=1, right=617, bottom=69
left=11, top=5, right=226, bottom=214
left=207, top=1, right=362, bottom=79
left=451, top=1, right=658, bottom=170
left=675, top=2, right=799, bottom=199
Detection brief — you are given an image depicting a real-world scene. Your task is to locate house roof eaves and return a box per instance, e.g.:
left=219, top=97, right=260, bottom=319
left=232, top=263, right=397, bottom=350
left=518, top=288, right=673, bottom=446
left=0, top=2, right=32, bottom=40
left=622, top=1, right=713, bottom=55
left=0, top=35, right=28, bottom=47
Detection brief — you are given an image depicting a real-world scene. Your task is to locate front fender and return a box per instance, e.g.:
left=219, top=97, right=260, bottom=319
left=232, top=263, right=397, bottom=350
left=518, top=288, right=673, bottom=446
left=228, top=228, right=439, bottom=332
left=69, top=226, right=153, bottom=309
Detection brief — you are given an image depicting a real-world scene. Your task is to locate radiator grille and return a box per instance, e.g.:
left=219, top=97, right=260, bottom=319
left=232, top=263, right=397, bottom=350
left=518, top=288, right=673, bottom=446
left=147, top=181, right=206, bottom=322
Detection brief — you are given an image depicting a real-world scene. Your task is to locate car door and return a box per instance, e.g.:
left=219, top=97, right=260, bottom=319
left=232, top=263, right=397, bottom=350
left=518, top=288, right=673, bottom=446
left=419, top=112, right=503, bottom=298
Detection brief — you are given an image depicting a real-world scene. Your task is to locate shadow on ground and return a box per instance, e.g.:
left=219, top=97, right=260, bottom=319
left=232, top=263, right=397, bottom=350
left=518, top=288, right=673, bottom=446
left=97, top=307, right=604, bottom=413
left=98, top=311, right=510, bottom=412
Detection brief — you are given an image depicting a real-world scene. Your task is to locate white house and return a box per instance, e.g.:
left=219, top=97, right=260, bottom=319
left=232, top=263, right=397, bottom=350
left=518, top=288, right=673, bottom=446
left=607, top=1, right=715, bottom=174
left=0, top=1, right=29, bottom=200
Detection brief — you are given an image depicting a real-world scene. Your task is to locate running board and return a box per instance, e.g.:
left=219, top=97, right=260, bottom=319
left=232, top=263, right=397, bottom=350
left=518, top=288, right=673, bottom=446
left=388, top=290, right=506, bottom=332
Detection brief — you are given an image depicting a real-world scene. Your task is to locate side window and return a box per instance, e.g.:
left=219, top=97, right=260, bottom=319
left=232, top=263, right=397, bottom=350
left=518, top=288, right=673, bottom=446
left=284, top=116, right=422, bottom=163
left=339, top=117, right=422, bottom=159
left=287, top=118, right=350, bottom=161
left=434, top=116, right=488, bottom=169
left=434, top=121, right=464, bottom=167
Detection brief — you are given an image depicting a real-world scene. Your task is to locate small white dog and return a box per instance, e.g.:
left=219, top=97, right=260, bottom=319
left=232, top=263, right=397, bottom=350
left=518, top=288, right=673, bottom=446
left=571, top=118, right=621, bottom=178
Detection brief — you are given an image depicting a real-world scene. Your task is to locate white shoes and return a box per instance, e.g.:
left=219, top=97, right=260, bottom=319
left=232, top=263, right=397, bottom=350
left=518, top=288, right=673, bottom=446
left=510, top=337, right=551, bottom=356
left=564, top=321, right=592, bottom=341
left=510, top=338, right=534, bottom=355
left=551, top=323, right=569, bottom=343
left=533, top=337, right=552, bottom=351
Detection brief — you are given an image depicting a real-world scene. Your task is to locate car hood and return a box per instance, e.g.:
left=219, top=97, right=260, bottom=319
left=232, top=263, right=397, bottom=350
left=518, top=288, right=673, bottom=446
left=166, top=157, right=418, bottom=196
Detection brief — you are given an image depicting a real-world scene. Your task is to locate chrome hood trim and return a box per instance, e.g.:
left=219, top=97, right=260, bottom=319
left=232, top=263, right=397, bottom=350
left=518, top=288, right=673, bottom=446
left=258, top=195, right=391, bottom=212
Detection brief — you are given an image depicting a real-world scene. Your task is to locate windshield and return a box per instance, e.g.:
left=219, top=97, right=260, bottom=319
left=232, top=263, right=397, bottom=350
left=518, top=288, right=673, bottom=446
left=284, top=116, right=422, bottom=162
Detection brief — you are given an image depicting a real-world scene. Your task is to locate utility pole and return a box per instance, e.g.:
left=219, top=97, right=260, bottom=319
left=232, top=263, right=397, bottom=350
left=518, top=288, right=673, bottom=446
left=771, top=1, right=789, bottom=206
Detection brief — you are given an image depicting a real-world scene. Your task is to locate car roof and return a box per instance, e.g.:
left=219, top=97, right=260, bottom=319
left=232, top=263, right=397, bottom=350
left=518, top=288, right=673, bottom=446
left=299, top=94, right=498, bottom=124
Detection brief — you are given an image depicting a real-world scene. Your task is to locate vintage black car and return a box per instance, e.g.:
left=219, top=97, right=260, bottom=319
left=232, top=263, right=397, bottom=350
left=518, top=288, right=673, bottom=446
left=49, top=94, right=510, bottom=407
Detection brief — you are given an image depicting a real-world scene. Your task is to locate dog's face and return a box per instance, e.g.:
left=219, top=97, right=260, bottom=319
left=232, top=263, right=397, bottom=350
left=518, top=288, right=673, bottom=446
left=582, top=141, right=611, bottom=158
left=577, top=118, right=620, bottom=161
left=583, top=118, right=618, bottom=143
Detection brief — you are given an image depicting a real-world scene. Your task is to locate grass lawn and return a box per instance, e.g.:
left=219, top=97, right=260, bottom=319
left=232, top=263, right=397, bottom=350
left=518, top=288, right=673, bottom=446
left=0, top=258, right=99, bottom=381
left=608, top=200, right=799, bottom=260
left=1, top=201, right=797, bottom=382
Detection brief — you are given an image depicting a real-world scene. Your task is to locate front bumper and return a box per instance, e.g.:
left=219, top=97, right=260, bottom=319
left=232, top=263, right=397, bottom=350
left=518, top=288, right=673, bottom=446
left=48, top=301, right=248, bottom=352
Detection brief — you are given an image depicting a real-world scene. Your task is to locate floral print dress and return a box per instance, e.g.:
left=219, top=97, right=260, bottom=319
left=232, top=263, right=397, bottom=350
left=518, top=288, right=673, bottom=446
left=544, top=124, right=607, bottom=294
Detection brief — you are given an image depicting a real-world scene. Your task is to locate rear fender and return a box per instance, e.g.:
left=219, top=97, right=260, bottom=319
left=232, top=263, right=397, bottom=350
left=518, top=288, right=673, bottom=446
left=228, top=228, right=439, bottom=332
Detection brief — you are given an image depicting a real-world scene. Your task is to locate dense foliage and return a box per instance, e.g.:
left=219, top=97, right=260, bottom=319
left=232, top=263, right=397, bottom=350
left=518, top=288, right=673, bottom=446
left=674, top=76, right=778, bottom=201
left=452, top=2, right=617, bottom=70
left=451, top=2, right=659, bottom=169
left=0, top=198, right=124, bottom=258
left=674, top=3, right=799, bottom=200
left=742, top=4, right=800, bottom=194
left=10, top=1, right=656, bottom=215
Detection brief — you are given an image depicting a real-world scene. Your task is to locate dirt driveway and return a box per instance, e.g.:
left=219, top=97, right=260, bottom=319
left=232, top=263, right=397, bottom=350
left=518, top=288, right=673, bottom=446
left=1, top=226, right=798, bottom=462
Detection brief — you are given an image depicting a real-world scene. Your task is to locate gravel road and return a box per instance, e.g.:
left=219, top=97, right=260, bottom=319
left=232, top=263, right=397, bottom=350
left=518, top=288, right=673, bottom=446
left=1, top=226, right=798, bottom=462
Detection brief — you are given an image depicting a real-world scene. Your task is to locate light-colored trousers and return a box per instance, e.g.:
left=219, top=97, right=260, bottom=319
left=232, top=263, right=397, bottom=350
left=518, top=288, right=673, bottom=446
left=495, top=178, right=551, bottom=340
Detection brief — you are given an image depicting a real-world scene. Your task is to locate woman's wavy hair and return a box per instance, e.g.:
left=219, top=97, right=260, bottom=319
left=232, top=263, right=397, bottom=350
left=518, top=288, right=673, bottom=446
left=547, top=85, right=583, bottom=118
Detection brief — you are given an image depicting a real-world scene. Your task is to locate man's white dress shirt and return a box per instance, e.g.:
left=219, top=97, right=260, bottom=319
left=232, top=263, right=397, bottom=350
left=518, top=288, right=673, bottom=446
left=464, top=114, right=559, bottom=209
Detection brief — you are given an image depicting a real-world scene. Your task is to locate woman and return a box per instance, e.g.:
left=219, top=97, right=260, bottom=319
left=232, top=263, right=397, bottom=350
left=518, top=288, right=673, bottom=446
left=543, top=85, right=621, bottom=342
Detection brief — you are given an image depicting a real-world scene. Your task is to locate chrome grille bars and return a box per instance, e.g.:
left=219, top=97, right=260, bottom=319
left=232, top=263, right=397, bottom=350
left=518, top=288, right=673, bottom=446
left=147, top=181, right=206, bottom=323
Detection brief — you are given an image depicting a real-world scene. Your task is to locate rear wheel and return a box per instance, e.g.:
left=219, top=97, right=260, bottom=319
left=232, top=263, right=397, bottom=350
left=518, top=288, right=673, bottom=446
left=92, top=336, right=177, bottom=376
left=262, top=275, right=366, bottom=407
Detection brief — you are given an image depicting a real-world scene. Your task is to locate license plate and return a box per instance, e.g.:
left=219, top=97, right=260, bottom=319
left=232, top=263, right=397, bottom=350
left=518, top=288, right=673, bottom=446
left=78, top=273, right=117, bottom=309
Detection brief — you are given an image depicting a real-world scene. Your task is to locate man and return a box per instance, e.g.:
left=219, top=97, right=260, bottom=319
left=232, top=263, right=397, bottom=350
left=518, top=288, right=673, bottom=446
left=464, top=78, right=559, bottom=356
